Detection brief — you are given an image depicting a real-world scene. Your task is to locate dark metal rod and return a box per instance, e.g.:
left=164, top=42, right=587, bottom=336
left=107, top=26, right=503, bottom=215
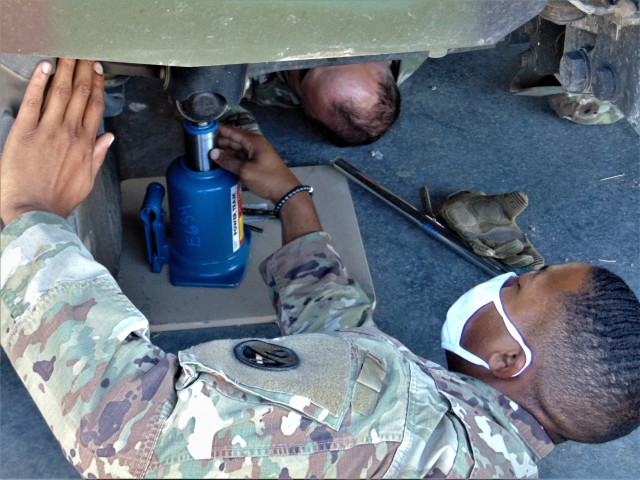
left=331, top=158, right=511, bottom=277
left=242, top=208, right=276, bottom=218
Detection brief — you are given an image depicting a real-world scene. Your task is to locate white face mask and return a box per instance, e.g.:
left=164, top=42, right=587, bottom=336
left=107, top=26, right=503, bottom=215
left=441, top=272, right=532, bottom=377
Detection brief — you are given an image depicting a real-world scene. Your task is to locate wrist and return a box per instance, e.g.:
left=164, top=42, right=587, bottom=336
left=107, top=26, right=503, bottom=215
left=0, top=200, right=70, bottom=227
left=267, top=178, right=303, bottom=205
left=273, top=185, right=314, bottom=218
left=1, top=204, right=36, bottom=227
left=278, top=190, right=322, bottom=245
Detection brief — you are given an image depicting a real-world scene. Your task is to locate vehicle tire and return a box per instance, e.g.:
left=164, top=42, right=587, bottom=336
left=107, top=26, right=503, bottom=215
left=71, top=146, right=122, bottom=277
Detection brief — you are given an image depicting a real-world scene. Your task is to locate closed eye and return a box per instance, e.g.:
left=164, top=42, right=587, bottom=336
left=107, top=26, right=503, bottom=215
left=534, top=265, right=550, bottom=278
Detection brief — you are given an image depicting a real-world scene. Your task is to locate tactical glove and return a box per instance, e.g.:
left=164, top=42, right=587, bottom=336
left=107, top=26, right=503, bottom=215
left=429, top=189, right=545, bottom=270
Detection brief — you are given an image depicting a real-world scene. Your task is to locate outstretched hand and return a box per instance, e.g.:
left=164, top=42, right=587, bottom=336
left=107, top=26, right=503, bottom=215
left=0, top=58, right=114, bottom=226
left=210, top=124, right=301, bottom=204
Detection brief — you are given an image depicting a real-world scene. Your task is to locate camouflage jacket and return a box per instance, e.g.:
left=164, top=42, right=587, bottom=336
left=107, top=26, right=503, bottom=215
left=1, top=212, right=554, bottom=478
left=245, top=58, right=428, bottom=108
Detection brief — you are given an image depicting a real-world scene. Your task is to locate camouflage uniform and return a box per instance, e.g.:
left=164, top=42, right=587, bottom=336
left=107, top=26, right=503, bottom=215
left=244, top=58, right=427, bottom=108
left=1, top=212, right=554, bottom=478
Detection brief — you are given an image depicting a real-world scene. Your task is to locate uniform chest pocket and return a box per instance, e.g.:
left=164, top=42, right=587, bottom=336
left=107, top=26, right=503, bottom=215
left=178, top=334, right=383, bottom=431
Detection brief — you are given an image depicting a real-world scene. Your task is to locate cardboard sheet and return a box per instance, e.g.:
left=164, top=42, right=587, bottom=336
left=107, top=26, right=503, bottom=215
left=118, top=165, right=374, bottom=332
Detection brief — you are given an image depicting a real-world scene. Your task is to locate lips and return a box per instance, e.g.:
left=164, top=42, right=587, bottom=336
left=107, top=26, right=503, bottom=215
left=502, top=275, right=520, bottom=289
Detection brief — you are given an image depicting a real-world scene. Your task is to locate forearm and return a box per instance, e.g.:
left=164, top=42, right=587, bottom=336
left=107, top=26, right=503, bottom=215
left=260, top=231, right=374, bottom=335
left=1, top=212, right=178, bottom=478
left=278, top=191, right=322, bottom=245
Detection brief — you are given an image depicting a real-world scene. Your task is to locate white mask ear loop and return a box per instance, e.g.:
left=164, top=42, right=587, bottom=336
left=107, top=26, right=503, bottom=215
left=494, top=293, right=532, bottom=377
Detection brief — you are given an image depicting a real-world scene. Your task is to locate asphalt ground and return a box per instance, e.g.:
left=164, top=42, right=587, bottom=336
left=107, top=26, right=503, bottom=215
left=1, top=44, right=639, bottom=478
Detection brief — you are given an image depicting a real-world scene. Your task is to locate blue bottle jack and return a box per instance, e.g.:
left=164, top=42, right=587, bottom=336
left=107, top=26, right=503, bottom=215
left=140, top=119, right=251, bottom=287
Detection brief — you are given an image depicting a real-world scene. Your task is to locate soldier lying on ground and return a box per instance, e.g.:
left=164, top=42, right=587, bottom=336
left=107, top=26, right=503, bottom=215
left=243, top=56, right=625, bottom=147
left=244, top=59, right=426, bottom=146
left=1, top=59, right=639, bottom=478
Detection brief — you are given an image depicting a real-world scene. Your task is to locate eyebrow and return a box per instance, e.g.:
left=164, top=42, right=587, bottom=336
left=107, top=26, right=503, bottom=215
left=521, top=265, right=547, bottom=286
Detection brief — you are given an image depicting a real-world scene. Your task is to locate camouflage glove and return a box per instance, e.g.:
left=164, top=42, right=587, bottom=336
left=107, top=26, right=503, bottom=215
left=429, top=189, right=545, bottom=270
left=547, top=93, right=624, bottom=126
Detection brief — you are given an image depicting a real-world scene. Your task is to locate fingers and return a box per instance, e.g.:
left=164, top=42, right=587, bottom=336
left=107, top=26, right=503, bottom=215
left=215, top=136, right=246, bottom=154
left=209, top=148, right=242, bottom=176
left=92, top=133, right=114, bottom=175
left=64, top=61, right=102, bottom=129
left=13, top=61, right=53, bottom=130
left=38, top=59, right=105, bottom=141
left=41, top=58, right=76, bottom=123
left=218, top=124, right=260, bottom=152
left=82, top=62, right=105, bottom=134
left=14, top=59, right=103, bottom=134
left=493, top=239, right=525, bottom=259
left=218, top=124, right=251, bottom=143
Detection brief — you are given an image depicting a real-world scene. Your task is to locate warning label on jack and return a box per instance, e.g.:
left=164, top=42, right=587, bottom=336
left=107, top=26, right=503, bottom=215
left=230, top=183, right=244, bottom=252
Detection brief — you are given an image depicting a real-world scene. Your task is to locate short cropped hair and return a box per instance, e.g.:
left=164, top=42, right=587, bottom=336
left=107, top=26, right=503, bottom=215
left=322, top=75, right=401, bottom=146
left=539, top=267, right=640, bottom=443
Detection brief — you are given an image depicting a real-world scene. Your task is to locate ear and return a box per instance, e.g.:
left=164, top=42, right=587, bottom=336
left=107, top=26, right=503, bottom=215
left=487, top=348, right=526, bottom=379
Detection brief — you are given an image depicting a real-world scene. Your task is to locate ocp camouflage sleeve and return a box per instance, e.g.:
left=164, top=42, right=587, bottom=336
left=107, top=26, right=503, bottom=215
left=259, top=231, right=375, bottom=335
left=1, top=214, right=553, bottom=478
left=1, top=212, right=179, bottom=478
left=243, top=71, right=302, bottom=108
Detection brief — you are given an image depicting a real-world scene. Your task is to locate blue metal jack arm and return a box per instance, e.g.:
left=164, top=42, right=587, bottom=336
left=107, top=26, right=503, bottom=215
left=140, top=182, right=170, bottom=273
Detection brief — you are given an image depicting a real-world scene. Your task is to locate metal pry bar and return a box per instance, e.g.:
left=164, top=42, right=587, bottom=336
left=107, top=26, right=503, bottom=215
left=331, top=158, right=512, bottom=277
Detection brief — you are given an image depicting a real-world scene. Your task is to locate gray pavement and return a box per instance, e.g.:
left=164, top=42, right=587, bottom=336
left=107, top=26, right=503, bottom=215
left=1, top=44, right=639, bottom=478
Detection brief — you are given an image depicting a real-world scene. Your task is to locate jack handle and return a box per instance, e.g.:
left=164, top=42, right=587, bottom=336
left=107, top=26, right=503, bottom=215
left=140, top=182, right=170, bottom=273
left=331, top=158, right=512, bottom=277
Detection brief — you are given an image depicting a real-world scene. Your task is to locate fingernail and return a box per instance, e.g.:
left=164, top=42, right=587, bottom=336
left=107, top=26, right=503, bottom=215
left=93, top=62, right=104, bottom=75
left=108, top=135, right=115, bottom=147
left=210, top=149, right=221, bottom=161
left=41, top=62, right=52, bottom=74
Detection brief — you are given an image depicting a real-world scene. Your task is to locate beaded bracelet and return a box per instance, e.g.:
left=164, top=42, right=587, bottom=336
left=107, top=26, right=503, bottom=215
left=273, top=185, right=314, bottom=218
